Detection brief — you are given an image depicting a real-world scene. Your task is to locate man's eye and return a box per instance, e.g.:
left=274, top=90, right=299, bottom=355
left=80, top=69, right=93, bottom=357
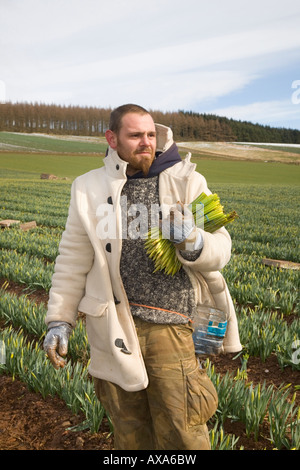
left=129, top=133, right=156, bottom=138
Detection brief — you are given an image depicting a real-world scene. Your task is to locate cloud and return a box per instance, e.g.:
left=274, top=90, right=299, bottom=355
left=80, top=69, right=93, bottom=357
left=99, top=70, right=258, bottom=112
left=1, top=0, right=300, bottom=128
left=4, top=20, right=297, bottom=99
left=211, top=99, right=300, bottom=128
left=9, top=15, right=300, bottom=83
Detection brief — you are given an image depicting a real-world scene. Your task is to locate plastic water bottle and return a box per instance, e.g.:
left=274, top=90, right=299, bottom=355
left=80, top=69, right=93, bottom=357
left=192, top=306, right=227, bottom=355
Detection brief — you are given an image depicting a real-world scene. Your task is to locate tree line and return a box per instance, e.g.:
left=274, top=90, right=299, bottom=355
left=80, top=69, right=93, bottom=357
left=0, top=102, right=299, bottom=143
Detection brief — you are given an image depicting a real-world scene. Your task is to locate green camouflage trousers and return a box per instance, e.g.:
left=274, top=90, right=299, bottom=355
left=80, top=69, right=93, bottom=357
left=93, top=317, right=218, bottom=450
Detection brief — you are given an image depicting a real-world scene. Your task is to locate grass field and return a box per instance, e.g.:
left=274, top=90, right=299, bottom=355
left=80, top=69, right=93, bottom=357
left=0, top=131, right=107, bottom=154
left=193, top=158, right=300, bottom=185
left=0, top=152, right=299, bottom=185
left=0, top=152, right=104, bottom=179
left=1, top=131, right=300, bottom=184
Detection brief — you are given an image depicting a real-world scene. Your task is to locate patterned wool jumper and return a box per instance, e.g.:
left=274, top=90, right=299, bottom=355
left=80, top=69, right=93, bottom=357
left=120, top=175, right=201, bottom=325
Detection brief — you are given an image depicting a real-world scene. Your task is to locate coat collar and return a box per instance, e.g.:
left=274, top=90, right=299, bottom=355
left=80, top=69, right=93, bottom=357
left=104, top=146, right=128, bottom=179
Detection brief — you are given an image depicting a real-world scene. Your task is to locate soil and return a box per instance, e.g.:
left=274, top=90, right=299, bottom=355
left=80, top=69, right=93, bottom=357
left=0, top=279, right=299, bottom=451
left=0, top=374, right=113, bottom=451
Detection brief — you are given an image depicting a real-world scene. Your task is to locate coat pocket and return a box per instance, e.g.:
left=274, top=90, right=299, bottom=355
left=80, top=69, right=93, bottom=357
left=185, top=365, right=218, bottom=427
left=78, top=295, right=109, bottom=352
left=78, top=295, right=108, bottom=317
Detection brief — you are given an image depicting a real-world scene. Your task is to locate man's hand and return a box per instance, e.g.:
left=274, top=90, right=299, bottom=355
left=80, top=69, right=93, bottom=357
left=161, top=201, right=203, bottom=251
left=43, top=321, right=72, bottom=369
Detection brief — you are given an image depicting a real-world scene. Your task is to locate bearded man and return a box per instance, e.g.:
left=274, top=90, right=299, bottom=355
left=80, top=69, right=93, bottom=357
left=43, top=104, right=242, bottom=450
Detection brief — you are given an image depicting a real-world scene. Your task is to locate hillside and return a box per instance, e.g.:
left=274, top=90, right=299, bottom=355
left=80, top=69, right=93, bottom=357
left=0, top=131, right=107, bottom=154
left=1, top=131, right=300, bottom=166
left=178, top=141, right=300, bottom=164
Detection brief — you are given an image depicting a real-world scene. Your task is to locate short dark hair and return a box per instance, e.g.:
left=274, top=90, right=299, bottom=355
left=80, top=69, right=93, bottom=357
left=109, top=104, right=150, bottom=134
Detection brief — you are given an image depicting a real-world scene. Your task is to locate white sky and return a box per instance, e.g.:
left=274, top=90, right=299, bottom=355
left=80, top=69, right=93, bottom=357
left=1, top=0, right=300, bottom=130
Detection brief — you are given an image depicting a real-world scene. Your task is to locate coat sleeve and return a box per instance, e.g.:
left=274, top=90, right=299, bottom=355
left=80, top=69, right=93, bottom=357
left=176, top=226, right=232, bottom=272
left=45, top=179, right=95, bottom=327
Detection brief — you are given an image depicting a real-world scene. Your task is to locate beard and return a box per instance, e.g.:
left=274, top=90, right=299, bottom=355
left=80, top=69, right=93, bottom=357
left=135, top=151, right=155, bottom=176
left=121, top=148, right=155, bottom=176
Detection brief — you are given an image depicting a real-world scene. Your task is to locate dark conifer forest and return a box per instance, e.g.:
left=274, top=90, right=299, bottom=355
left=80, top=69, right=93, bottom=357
left=1, top=102, right=299, bottom=143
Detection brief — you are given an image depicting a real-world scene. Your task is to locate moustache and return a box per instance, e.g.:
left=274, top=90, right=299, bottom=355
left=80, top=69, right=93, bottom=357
left=134, top=148, right=153, bottom=155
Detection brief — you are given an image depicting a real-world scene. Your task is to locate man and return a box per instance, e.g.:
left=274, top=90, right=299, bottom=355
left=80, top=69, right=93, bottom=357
left=44, top=104, right=242, bottom=450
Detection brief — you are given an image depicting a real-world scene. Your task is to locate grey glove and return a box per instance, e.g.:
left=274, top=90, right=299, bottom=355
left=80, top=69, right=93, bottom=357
left=161, top=202, right=203, bottom=251
left=43, top=321, right=72, bottom=369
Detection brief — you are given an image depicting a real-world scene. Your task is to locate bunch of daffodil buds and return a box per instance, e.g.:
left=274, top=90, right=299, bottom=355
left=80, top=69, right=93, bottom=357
left=144, top=192, right=238, bottom=276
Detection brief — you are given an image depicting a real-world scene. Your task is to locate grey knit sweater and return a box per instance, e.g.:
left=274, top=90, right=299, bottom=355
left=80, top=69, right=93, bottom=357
left=120, top=176, right=200, bottom=324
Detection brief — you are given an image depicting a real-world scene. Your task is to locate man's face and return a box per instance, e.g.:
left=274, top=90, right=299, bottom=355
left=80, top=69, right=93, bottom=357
left=106, top=112, right=157, bottom=176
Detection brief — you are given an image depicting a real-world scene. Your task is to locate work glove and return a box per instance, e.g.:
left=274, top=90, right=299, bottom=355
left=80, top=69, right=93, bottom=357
left=161, top=202, right=203, bottom=251
left=43, top=321, right=72, bottom=369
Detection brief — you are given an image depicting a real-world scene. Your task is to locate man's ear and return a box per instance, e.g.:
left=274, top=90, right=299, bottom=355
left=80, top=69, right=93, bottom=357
left=105, top=129, right=117, bottom=149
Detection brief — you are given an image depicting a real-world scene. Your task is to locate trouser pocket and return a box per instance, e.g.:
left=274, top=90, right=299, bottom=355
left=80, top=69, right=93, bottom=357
left=184, top=362, right=218, bottom=427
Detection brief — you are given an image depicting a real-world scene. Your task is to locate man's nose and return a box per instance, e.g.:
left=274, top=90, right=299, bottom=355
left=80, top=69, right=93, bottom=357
left=140, top=134, right=151, bottom=146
